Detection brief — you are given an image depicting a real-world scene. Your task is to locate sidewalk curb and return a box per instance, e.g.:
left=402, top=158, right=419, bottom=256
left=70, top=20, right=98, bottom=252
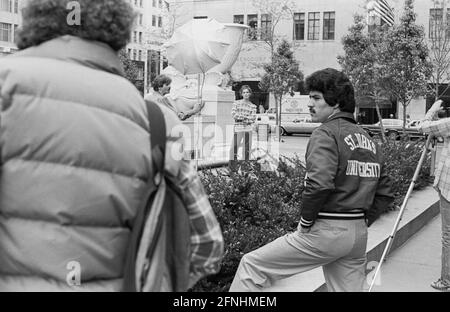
left=314, top=198, right=441, bottom=292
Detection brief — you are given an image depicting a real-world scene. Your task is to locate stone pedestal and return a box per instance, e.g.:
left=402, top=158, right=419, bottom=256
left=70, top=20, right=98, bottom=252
left=182, top=89, right=236, bottom=161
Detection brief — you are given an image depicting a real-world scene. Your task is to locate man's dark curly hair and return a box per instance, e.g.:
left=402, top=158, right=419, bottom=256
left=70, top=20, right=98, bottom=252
left=17, top=0, right=136, bottom=51
left=305, top=68, right=356, bottom=114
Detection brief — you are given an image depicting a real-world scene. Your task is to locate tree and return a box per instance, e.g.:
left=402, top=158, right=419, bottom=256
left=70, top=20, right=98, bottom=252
left=338, top=14, right=389, bottom=141
left=259, top=40, right=303, bottom=139
left=376, top=0, right=432, bottom=133
left=428, top=0, right=450, bottom=101
left=118, top=49, right=141, bottom=92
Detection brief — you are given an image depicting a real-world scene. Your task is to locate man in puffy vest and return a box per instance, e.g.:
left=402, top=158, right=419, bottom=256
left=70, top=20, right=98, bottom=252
left=0, top=0, right=223, bottom=291
left=230, top=68, right=394, bottom=292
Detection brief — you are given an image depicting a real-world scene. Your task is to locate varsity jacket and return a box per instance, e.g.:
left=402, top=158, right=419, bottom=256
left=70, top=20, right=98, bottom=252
left=300, top=112, right=394, bottom=228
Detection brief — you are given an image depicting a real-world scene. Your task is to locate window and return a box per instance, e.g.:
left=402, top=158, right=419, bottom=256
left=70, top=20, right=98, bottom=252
left=429, top=8, right=443, bottom=39
left=0, top=0, right=12, bottom=12
left=133, top=31, right=137, bottom=43
left=158, top=16, right=162, bottom=27
left=233, top=15, right=244, bottom=24
left=293, top=13, right=305, bottom=40
left=152, top=0, right=156, bottom=7
left=13, top=23, right=17, bottom=43
left=159, top=0, right=162, bottom=8
left=261, top=14, right=272, bottom=41
left=323, top=12, right=335, bottom=40
left=308, top=12, right=320, bottom=40
left=152, top=15, right=156, bottom=27
left=247, top=14, right=258, bottom=40
left=128, top=48, right=132, bottom=58
left=139, top=14, right=143, bottom=26
left=139, top=32, right=142, bottom=44
left=139, top=0, right=143, bottom=7
left=14, top=0, right=17, bottom=13
left=133, top=49, right=137, bottom=60
left=0, top=22, right=12, bottom=42
left=138, top=50, right=142, bottom=61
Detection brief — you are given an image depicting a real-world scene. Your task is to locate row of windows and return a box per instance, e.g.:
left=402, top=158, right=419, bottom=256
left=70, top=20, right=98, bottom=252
left=134, top=14, right=162, bottom=28
left=0, top=22, right=18, bottom=43
left=429, top=8, right=450, bottom=39
left=132, top=31, right=143, bottom=44
left=129, top=0, right=169, bottom=9
left=128, top=48, right=144, bottom=61
left=132, top=14, right=163, bottom=28
left=152, top=15, right=163, bottom=27
left=130, top=0, right=143, bottom=8
left=232, top=11, right=335, bottom=41
left=0, top=0, right=19, bottom=13
left=129, top=0, right=167, bottom=9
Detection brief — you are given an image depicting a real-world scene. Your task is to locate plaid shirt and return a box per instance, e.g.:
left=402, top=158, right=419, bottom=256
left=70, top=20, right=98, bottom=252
left=162, top=106, right=224, bottom=288
left=420, top=115, right=450, bottom=201
left=231, top=100, right=257, bottom=125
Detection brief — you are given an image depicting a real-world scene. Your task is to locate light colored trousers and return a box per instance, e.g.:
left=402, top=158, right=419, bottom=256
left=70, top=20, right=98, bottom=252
left=229, top=219, right=368, bottom=292
left=439, top=194, right=450, bottom=285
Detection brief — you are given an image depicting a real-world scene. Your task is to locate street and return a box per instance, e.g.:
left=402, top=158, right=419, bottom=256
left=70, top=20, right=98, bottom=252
left=278, top=135, right=310, bottom=160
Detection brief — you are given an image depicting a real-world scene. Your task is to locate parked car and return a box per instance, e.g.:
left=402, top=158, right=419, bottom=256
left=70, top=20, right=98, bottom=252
left=280, top=115, right=321, bottom=135
left=361, top=118, right=425, bottom=140
left=256, top=113, right=276, bottom=125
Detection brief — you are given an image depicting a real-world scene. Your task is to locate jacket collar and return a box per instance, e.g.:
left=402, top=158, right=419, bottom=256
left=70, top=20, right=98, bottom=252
left=324, top=111, right=356, bottom=124
left=13, top=35, right=125, bottom=76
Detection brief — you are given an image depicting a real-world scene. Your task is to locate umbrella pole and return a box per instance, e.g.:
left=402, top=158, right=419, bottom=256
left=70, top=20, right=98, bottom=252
left=195, top=74, right=201, bottom=170
left=368, top=135, right=432, bottom=292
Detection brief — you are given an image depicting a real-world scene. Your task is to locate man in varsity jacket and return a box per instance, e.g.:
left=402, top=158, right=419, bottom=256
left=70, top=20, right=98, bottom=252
left=230, top=68, right=394, bottom=292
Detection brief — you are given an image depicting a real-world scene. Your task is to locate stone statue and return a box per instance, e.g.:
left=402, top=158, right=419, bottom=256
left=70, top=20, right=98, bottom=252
left=162, top=19, right=248, bottom=115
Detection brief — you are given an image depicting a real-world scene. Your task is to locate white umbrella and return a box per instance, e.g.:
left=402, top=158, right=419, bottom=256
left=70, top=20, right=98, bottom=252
left=164, top=19, right=232, bottom=168
left=164, top=18, right=231, bottom=75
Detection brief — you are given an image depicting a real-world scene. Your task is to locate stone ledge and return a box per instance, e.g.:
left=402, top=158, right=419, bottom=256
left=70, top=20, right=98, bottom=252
left=266, top=186, right=440, bottom=292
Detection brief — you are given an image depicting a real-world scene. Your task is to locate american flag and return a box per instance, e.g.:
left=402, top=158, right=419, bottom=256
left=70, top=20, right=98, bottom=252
left=367, top=0, right=395, bottom=26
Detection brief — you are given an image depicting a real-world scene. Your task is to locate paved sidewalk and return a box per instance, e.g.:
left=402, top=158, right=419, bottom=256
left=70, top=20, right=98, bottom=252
left=369, top=214, right=443, bottom=292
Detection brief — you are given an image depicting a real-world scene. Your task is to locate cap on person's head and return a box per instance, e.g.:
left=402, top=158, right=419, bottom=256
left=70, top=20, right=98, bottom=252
left=16, top=0, right=136, bottom=51
left=305, top=68, right=356, bottom=114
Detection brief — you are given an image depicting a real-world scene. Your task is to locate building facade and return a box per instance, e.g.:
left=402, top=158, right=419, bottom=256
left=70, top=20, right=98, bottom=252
left=126, top=0, right=169, bottom=94
left=168, top=0, right=450, bottom=121
left=0, top=0, right=21, bottom=56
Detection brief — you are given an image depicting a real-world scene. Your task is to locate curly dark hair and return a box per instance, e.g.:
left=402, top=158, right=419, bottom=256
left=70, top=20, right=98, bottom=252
left=305, top=68, right=356, bottom=114
left=17, top=0, right=136, bottom=51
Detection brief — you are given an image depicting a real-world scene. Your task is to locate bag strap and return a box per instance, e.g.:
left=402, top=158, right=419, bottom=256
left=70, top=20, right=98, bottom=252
left=122, top=100, right=166, bottom=292
left=146, top=100, right=166, bottom=172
